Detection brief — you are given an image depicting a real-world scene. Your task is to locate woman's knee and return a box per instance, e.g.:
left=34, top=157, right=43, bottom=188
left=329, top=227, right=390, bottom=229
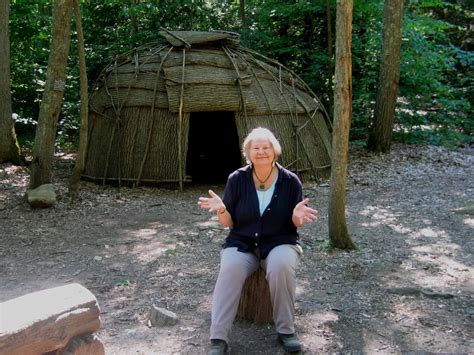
left=219, top=249, right=257, bottom=282
left=266, top=258, right=296, bottom=279
left=265, top=245, right=300, bottom=278
left=219, top=261, right=248, bottom=282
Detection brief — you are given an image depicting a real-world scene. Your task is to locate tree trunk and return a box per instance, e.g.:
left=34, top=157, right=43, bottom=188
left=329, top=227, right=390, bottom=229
left=130, top=0, right=138, bottom=37
left=326, top=0, right=333, bottom=59
left=239, top=0, right=247, bottom=31
left=367, top=0, right=404, bottom=153
left=68, top=0, right=88, bottom=200
left=29, top=0, right=72, bottom=189
left=0, top=0, right=21, bottom=165
left=328, top=0, right=357, bottom=250
left=326, top=0, right=334, bottom=117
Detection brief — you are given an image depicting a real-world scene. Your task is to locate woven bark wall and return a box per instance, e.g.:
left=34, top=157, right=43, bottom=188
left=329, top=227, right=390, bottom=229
left=162, top=49, right=256, bottom=113
left=84, top=108, right=189, bottom=184
left=160, top=49, right=247, bottom=70
left=295, top=111, right=332, bottom=179
left=89, top=68, right=169, bottom=114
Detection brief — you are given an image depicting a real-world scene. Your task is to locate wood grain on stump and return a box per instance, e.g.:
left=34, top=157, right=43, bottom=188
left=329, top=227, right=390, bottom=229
left=237, top=267, right=273, bottom=324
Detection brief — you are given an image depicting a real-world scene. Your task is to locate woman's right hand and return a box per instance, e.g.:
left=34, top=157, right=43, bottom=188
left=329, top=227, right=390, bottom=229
left=198, top=190, right=225, bottom=213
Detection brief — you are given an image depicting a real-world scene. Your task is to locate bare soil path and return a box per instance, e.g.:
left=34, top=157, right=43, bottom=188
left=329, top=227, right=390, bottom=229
left=1, top=143, right=473, bottom=354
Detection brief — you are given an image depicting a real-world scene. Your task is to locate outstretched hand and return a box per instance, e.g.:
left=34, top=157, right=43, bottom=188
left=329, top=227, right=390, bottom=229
left=198, top=190, right=224, bottom=213
left=293, top=198, right=318, bottom=227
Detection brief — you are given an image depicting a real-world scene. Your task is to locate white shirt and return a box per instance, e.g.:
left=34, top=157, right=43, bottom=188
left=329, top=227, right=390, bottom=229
left=256, top=172, right=278, bottom=215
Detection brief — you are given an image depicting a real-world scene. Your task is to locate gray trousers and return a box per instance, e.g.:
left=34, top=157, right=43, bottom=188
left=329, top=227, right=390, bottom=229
left=210, top=244, right=302, bottom=342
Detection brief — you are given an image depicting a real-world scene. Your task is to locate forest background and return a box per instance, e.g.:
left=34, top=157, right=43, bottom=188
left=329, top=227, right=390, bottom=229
left=1, top=1, right=473, bottom=353
left=6, top=0, right=473, bottom=152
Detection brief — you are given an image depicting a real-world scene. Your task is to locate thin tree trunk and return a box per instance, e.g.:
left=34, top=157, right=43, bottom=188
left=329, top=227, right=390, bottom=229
left=326, top=0, right=334, bottom=118
left=367, top=0, right=404, bottom=153
left=130, top=0, right=138, bottom=37
left=239, top=0, right=247, bottom=31
left=326, top=0, right=333, bottom=59
left=328, top=0, right=357, bottom=250
left=29, top=0, right=72, bottom=188
left=0, top=0, right=21, bottom=164
left=68, top=0, right=88, bottom=200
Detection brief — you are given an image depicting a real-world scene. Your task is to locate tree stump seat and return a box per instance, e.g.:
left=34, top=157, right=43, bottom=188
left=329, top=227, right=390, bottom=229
left=0, top=283, right=104, bottom=355
left=237, top=267, right=273, bottom=324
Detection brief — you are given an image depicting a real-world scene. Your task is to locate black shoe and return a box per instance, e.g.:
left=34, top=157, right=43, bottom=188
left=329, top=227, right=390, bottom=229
left=277, top=333, right=302, bottom=353
left=208, top=339, right=229, bottom=355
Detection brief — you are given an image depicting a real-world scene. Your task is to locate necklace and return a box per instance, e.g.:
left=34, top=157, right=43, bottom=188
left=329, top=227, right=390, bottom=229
left=253, top=166, right=273, bottom=190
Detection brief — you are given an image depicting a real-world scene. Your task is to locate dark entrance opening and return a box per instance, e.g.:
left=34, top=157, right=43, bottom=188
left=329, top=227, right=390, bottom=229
left=186, top=111, right=242, bottom=184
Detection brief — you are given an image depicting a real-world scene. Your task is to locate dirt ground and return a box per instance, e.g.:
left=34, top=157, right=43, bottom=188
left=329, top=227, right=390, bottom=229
left=1, top=143, right=473, bottom=354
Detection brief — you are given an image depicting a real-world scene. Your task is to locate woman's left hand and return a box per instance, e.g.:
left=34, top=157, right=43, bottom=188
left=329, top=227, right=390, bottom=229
left=293, top=198, right=318, bottom=227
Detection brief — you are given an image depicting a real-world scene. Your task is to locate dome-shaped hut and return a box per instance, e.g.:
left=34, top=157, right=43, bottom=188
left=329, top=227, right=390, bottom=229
left=85, top=30, right=332, bottom=188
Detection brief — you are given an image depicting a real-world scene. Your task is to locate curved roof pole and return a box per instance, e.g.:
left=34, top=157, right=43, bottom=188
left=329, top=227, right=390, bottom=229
left=242, top=47, right=331, bottom=128
left=101, top=58, right=121, bottom=186
left=291, top=75, right=300, bottom=178
left=178, top=48, right=186, bottom=191
left=222, top=46, right=248, bottom=127
left=136, top=46, right=173, bottom=187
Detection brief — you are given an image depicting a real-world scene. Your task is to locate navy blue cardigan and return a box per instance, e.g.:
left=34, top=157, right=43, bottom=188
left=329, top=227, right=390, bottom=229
left=222, top=163, right=303, bottom=259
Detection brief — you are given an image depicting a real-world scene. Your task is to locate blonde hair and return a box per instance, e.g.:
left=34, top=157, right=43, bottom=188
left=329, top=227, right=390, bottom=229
left=242, top=127, right=282, bottom=164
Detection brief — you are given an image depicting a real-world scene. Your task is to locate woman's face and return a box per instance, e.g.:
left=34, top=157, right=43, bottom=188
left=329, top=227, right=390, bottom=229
left=249, top=138, right=275, bottom=167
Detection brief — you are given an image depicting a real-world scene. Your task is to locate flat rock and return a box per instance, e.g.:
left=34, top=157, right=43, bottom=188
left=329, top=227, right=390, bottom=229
left=27, top=184, right=56, bottom=208
left=149, top=305, right=178, bottom=327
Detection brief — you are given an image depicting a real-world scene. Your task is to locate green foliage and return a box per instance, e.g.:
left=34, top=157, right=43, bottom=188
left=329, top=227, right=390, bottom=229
left=242, top=0, right=332, bottom=107
left=395, top=1, right=472, bottom=144
left=349, top=0, right=472, bottom=145
left=7, top=0, right=472, bottom=150
left=10, top=0, right=52, bottom=138
left=351, top=0, right=383, bottom=137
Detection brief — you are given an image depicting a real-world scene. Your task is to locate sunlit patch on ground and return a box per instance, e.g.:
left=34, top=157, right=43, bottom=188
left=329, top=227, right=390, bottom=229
left=463, top=218, right=474, bottom=227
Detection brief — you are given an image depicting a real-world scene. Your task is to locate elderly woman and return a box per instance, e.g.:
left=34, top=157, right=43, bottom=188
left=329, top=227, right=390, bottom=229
left=198, top=127, right=318, bottom=354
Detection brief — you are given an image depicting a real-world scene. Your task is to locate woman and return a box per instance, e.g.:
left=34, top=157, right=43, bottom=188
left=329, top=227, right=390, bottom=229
left=198, top=127, right=318, bottom=354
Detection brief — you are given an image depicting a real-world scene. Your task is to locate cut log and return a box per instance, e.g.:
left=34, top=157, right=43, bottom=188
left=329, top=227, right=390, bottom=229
left=0, top=283, right=101, bottom=355
left=237, top=267, right=273, bottom=324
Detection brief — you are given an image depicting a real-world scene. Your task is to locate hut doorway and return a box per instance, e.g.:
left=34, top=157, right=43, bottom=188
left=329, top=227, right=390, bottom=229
left=186, top=111, right=242, bottom=184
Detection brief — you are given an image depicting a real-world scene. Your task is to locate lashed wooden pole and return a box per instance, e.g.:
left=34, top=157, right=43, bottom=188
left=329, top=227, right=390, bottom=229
left=178, top=48, right=186, bottom=191
left=136, top=47, right=173, bottom=187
